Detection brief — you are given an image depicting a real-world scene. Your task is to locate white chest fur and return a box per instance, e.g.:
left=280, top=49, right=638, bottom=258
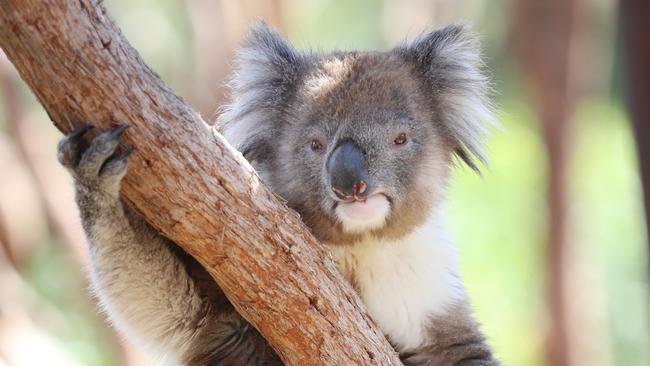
left=327, top=213, right=465, bottom=351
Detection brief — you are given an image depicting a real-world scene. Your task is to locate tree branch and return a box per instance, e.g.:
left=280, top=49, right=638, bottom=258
left=0, top=1, right=401, bottom=364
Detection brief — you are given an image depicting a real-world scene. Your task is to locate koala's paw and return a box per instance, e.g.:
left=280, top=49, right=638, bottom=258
left=58, top=124, right=133, bottom=197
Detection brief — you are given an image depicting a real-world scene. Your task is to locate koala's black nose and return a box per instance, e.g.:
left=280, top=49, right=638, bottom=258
left=326, top=140, right=369, bottom=200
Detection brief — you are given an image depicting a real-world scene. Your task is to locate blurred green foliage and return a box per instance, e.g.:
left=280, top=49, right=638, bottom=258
left=26, top=242, right=119, bottom=366
left=450, top=100, right=649, bottom=365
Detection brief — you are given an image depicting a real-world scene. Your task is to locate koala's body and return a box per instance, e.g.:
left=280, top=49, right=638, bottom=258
left=58, top=23, right=498, bottom=365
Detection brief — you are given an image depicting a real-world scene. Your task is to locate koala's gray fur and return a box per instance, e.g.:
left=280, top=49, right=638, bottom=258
left=59, top=22, right=498, bottom=365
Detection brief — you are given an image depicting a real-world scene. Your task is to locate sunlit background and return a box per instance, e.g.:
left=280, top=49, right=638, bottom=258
left=0, top=0, right=648, bottom=365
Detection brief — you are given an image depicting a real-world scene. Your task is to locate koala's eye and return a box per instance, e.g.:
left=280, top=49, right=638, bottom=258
left=393, top=132, right=408, bottom=146
left=310, top=139, right=324, bottom=152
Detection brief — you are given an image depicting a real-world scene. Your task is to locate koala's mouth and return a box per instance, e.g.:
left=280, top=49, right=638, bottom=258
left=333, top=192, right=391, bottom=234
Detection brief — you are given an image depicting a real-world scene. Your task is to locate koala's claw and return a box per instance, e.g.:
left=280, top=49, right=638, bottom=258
left=117, top=145, right=135, bottom=160
left=58, top=124, right=132, bottom=193
left=99, top=145, right=134, bottom=177
left=70, top=123, right=95, bottom=138
left=108, top=124, right=130, bottom=139
left=57, top=123, right=94, bottom=168
left=78, top=124, right=129, bottom=177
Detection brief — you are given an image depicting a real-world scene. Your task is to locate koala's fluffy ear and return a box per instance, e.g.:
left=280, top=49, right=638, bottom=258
left=217, top=22, right=304, bottom=162
left=397, top=23, right=496, bottom=172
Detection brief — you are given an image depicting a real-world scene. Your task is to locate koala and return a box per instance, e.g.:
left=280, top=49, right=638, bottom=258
left=58, top=22, right=498, bottom=366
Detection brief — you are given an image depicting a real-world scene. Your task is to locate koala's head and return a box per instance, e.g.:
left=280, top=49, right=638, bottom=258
left=218, top=22, right=494, bottom=244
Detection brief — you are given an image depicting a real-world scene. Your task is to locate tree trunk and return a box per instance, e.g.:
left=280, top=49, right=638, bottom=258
left=511, top=0, right=580, bottom=365
left=0, top=1, right=401, bottom=365
left=619, top=0, right=650, bottom=282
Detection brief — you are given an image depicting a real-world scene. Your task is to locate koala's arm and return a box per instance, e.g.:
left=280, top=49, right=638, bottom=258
left=58, top=125, right=281, bottom=366
left=401, top=302, right=498, bottom=366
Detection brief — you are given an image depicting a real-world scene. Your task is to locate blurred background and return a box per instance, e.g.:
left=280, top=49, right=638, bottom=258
left=0, top=0, right=648, bottom=365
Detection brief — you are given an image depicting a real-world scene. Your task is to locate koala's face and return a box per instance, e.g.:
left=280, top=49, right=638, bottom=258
left=274, top=55, right=451, bottom=241
left=219, top=23, right=493, bottom=244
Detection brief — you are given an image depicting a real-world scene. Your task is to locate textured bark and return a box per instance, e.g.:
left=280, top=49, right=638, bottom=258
left=0, top=1, right=401, bottom=365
